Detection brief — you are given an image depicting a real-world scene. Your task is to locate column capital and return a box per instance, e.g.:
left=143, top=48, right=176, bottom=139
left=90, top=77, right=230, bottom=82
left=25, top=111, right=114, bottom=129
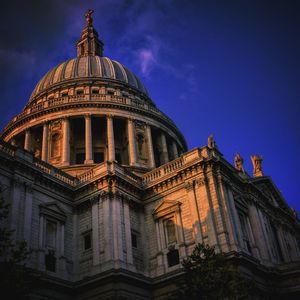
left=84, top=113, right=92, bottom=119
left=107, top=114, right=114, bottom=119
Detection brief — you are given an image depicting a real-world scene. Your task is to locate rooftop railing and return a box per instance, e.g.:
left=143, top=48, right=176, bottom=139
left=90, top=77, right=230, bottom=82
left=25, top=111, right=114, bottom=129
left=0, top=139, right=78, bottom=187
left=3, top=94, right=178, bottom=136
left=142, top=147, right=210, bottom=185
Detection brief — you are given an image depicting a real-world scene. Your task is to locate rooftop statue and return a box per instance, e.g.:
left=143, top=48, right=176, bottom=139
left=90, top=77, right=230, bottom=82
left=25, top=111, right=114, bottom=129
left=251, top=154, right=264, bottom=177
left=234, top=153, right=245, bottom=173
left=85, top=9, right=94, bottom=26
left=207, top=134, right=215, bottom=149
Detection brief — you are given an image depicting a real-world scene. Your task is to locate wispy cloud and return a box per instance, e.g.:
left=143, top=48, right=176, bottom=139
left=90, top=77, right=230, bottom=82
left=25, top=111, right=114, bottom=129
left=138, top=48, right=156, bottom=76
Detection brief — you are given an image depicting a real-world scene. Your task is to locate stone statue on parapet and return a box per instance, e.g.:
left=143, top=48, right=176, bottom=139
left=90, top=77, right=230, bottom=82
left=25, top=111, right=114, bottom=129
left=251, top=154, right=264, bottom=177
left=234, top=153, right=245, bottom=173
left=207, top=134, right=215, bottom=149
left=85, top=9, right=94, bottom=26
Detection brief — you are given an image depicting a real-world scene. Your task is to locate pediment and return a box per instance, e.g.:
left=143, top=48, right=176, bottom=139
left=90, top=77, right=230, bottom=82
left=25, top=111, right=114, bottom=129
left=251, top=177, right=289, bottom=210
left=153, top=200, right=182, bottom=220
left=40, top=201, right=67, bottom=222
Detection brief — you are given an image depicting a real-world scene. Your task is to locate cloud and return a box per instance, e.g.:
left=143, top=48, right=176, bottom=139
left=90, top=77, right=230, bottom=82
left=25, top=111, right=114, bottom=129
left=138, top=48, right=156, bottom=76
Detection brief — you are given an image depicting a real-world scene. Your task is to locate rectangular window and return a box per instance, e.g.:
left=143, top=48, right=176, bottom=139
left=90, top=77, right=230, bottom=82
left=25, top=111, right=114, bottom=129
left=167, top=249, right=179, bottom=267
left=83, top=233, right=92, bottom=250
left=76, top=89, right=84, bottom=95
left=46, top=221, right=57, bottom=249
left=45, top=250, right=56, bottom=272
left=131, top=233, right=137, bottom=248
left=164, top=219, right=177, bottom=245
left=238, top=213, right=252, bottom=254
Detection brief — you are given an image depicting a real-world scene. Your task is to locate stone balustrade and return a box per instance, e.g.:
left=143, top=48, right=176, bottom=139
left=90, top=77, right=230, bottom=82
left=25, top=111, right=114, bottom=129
left=2, top=93, right=178, bottom=138
left=0, top=139, right=78, bottom=187
left=142, top=148, right=207, bottom=185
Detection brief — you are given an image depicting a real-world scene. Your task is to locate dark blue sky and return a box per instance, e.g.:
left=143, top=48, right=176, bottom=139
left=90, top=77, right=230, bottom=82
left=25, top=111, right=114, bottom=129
left=0, top=0, right=299, bottom=211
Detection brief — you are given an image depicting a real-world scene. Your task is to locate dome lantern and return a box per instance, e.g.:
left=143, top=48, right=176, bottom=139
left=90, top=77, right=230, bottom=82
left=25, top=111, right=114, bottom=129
left=76, top=9, right=104, bottom=57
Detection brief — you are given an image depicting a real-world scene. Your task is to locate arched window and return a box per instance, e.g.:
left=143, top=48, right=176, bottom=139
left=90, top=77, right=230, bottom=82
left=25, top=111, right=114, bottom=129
left=50, top=133, right=60, bottom=158
left=166, top=219, right=176, bottom=244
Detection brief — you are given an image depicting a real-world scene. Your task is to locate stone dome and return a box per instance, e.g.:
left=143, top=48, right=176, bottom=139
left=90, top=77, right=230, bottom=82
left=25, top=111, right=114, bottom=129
left=29, top=56, right=148, bottom=102
left=1, top=11, right=187, bottom=176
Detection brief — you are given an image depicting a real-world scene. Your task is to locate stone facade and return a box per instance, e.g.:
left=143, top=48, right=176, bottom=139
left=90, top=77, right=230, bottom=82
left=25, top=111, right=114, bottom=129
left=0, top=11, right=300, bottom=300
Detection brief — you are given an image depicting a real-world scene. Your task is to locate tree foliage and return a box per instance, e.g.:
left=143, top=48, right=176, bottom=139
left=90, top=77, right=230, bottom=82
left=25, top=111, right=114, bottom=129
left=173, top=243, right=250, bottom=300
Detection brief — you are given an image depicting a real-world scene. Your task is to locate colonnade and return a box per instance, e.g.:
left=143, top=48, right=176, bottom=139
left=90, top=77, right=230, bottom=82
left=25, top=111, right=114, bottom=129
left=21, top=115, right=180, bottom=168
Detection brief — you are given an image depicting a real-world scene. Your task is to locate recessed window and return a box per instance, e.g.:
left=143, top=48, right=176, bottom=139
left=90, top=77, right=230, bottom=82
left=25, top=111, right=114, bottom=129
left=165, top=219, right=176, bottom=244
left=76, top=89, right=84, bottom=95
left=83, top=233, right=92, bottom=250
left=46, top=221, right=57, bottom=249
left=131, top=233, right=137, bottom=248
left=92, top=89, right=99, bottom=94
left=167, top=249, right=179, bottom=267
left=61, top=92, right=68, bottom=97
left=45, top=250, right=56, bottom=272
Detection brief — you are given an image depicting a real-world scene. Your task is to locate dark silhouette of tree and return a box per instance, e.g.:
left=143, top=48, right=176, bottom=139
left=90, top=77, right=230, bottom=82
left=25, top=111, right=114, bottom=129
left=172, top=243, right=251, bottom=300
left=0, top=189, right=39, bottom=299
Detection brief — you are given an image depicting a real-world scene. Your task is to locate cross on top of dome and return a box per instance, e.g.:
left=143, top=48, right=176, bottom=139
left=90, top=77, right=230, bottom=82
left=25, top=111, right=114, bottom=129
left=77, top=9, right=104, bottom=57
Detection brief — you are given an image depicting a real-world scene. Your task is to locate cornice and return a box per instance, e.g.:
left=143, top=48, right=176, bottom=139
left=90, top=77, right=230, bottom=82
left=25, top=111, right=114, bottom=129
left=2, top=97, right=186, bottom=150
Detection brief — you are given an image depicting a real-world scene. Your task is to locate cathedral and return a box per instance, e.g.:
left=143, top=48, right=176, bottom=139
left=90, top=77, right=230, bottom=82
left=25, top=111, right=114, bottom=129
left=0, top=10, right=300, bottom=299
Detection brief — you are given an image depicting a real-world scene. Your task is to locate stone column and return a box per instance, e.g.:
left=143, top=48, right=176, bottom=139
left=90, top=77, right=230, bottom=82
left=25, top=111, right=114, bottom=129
left=107, top=115, right=115, bottom=161
left=72, top=212, right=80, bottom=277
left=146, top=124, right=155, bottom=168
left=10, top=179, right=21, bottom=240
left=112, top=194, right=124, bottom=264
left=42, top=122, right=49, bottom=162
left=91, top=197, right=100, bottom=266
left=62, top=118, right=70, bottom=166
left=128, top=118, right=137, bottom=166
left=171, top=140, right=179, bottom=159
left=85, top=115, right=93, bottom=164
left=160, top=132, right=169, bottom=164
left=124, top=200, right=133, bottom=265
left=102, top=193, right=113, bottom=261
left=24, top=184, right=33, bottom=244
left=185, top=182, right=203, bottom=244
left=38, top=214, right=45, bottom=271
left=24, top=129, right=32, bottom=152
left=60, top=223, right=65, bottom=257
